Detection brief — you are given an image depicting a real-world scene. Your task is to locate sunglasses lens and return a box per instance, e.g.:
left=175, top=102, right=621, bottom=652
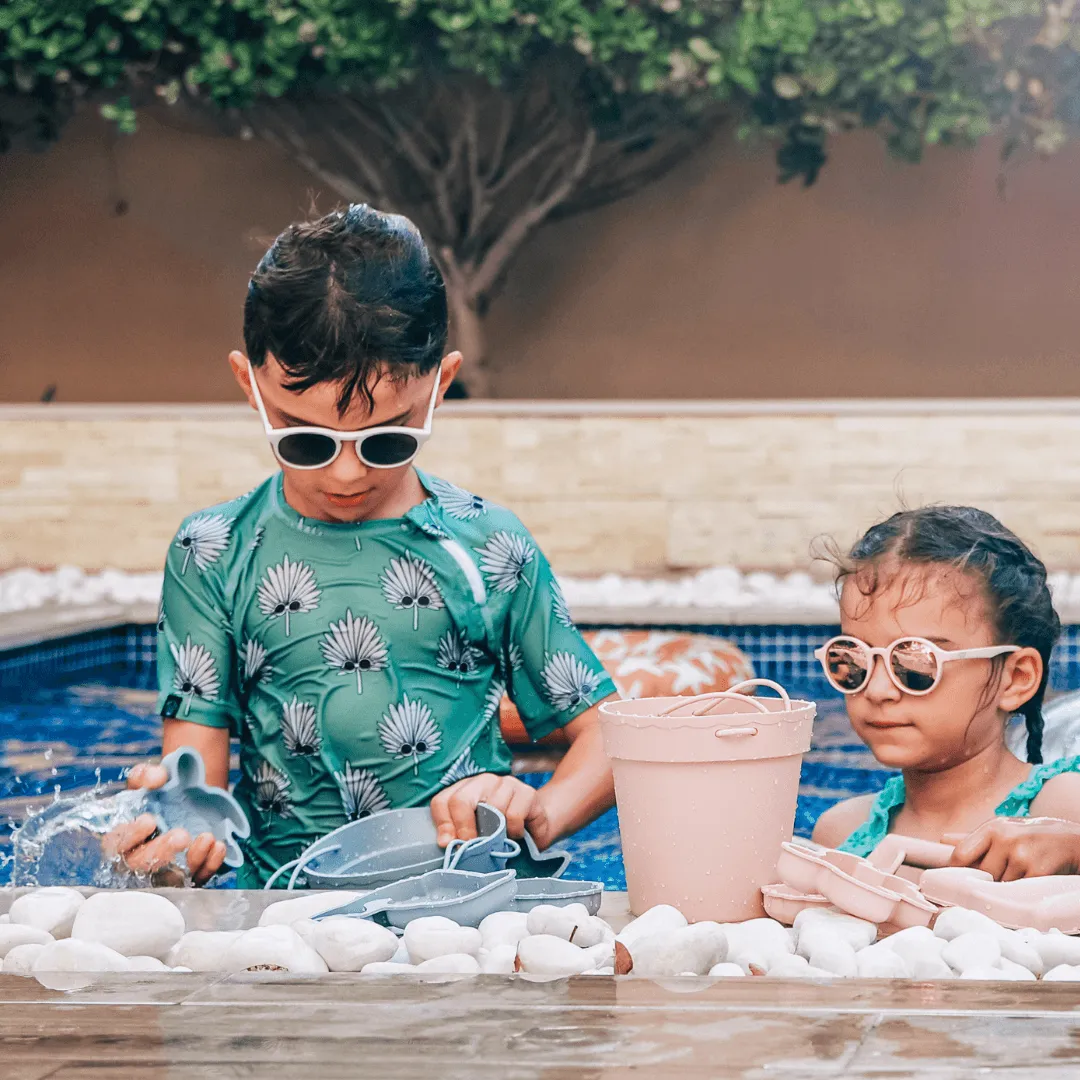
left=360, top=432, right=419, bottom=467
left=824, top=639, right=870, bottom=692
left=890, top=639, right=938, bottom=692
left=276, top=432, right=339, bottom=468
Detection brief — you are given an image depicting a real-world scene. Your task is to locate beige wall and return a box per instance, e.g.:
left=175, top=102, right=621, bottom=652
left=3, top=403, right=1080, bottom=575
left=2, top=110, right=1079, bottom=402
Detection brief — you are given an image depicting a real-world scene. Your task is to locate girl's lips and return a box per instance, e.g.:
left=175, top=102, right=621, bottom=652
left=863, top=720, right=915, bottom=730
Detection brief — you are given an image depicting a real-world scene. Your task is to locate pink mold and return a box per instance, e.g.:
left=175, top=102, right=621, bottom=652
left=919, top=867, right=1080, bottom=933
left=760, top=883, right=834, bottom=925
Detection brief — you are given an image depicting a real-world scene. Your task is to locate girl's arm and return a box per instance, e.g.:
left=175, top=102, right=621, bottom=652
left=949, top=775, right=1080, bottom=879
left=812, top=795, right=877, bottom=848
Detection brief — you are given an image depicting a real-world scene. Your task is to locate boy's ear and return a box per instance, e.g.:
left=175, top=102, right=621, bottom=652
left=229, top=350, right=257, bottom=411
left=438, top=352, right=463, bottom=403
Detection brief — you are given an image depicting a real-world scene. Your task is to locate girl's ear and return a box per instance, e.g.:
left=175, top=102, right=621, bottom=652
left=998, top=647, right=1043, bottom=713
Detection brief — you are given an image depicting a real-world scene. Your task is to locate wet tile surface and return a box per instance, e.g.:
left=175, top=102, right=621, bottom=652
left=1, top=975, right=1079, bottom=1077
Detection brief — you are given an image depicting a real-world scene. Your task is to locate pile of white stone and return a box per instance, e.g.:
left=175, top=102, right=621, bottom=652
left=4, top=888, right=1080, bottom=981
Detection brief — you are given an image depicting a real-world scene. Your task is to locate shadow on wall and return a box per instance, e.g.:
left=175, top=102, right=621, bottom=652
left=2, top=108, right=1079, bottom=403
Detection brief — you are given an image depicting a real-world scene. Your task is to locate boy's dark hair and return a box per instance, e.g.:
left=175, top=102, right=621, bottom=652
left=833, top=506, right=1060, bottom=764
left=244, top=204, right=448, bottom=414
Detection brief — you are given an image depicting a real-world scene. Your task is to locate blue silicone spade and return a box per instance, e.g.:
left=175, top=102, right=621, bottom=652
left=144, top=746, right=250, bottom=867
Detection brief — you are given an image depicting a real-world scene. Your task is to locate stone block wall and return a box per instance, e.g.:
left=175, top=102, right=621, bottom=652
left=3, top=402, right=1080, bottom=574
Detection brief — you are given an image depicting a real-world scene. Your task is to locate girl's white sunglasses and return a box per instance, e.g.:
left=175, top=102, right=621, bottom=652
left=815, top=635, right=1019, bottom=696
left=247, top=359, right=441, bottom=470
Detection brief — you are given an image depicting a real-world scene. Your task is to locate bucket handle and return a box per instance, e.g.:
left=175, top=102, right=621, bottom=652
left=659, top=678, right=792, bottom=719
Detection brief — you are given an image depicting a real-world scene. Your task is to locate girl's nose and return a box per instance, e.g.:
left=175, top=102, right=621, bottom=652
left=863, top=653, right=901, bottom=703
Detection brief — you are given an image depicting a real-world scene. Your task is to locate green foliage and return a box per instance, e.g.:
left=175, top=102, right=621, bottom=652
left=3, top=1, right=1079, bottom=173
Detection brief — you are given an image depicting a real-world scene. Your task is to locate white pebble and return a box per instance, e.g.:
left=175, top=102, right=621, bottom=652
left=933, top=907, right=1007, bottom=943
left=767, top=953, right=811, bottom=976
left=33, top=939, right=130, bottom=974
left=806, top=936, right=858, bottom=978
left=910, top=954, right=955, bottom=979
left=572, top=916, right=615, bottom=949
left=793, top=909, right=876, bottom=951
left=479, top=944, right=518, bottom=974
left=257, top=893, right=362, bottom=927
left=312, top=918, right=399, bottom=972
left=617, top=905, right=688, bottom=949
left=526, top=904, right=591, bottom=942
left=126, top=956, right=170, bottom=973
left=0, top=925, right=55, bottom=959
left=997, top=958, right=1037, bottom=981
left=71, top=893, right=185, bottom=960
left=626, top=923, right=727, bottom=978
left=361, top=960, right=416, bottom=975
left=390, top=940, right=411, bottom=964
left=960, top=965, right=1007, bottom=980
left=582, top=965, right=614, bottom=976
left=723, top=918, right=793, bottom=971
left=8, top=888, right=85, bottom=939
left=478, top=911, right=530, bottom=950
left=403, top=917, right=481, bottom=965
left=708, top=962, right=747, bottom=977
left=515, top=934, right=593, bottom=977
left=415, top=953, right=481, bottom=975
left=997, top=931, right=1044, bottom=977
left=220, top=925, right=329, bottom=974
left=2, top=943, right=46, bottom=976
left=1043, top=964, right=1080, bottom=981
left=0, top=914, right=9, bottom=923
left=584, top=940, right=615, bottom=970
left=942, top=932, right=1001, bottom=974
left=855, top=943, right=911, bottom=979
left=1024, top=929, right=1080, bottom=971
left=167, top=931, right=243, bottom=972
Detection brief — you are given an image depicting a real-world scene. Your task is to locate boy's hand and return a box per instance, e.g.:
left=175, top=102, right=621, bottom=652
left=105, top=763, right=227, bottom=886
left=948, top=816, right=1080, bottom=880
left=431, top=773, right=553, bottom=850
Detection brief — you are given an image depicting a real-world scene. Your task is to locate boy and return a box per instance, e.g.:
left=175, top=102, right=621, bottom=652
left=117, top=205, right=618, bottom=887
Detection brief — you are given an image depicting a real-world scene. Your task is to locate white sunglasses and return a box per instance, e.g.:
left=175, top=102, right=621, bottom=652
left=247, top=359, right=441, bottom=470
left=815, top=635, right=1019, bottom=696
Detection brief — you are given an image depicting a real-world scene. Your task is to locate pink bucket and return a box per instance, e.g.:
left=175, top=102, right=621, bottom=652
left=599, top=680, right=816, bottom=922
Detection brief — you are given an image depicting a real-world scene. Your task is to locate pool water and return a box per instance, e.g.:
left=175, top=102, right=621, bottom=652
left=0, top=681, right=890, bottom=889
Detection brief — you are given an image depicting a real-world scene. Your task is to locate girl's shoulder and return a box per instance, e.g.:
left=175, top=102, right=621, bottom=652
left=1026, top=757, right=1080, bottom=820
left=812, top=794, right=879, bottom=848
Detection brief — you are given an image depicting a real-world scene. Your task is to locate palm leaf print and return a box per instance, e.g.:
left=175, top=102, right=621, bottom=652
left=257, top=555, right=321, bottom=635
left=174, top=514, right=232, bottom=575
left=320, top=611, right=388, bottom=693
left=483, top=678, right=506, bottom=723
left=335, top=763, right=392, bottom=821
left=169, top=637, right=220, bottom=716
left=475, top=532, right=535, bottom=593
left=378, top=694, right=442, bottom=774
left=250, top=526, right=265, bottom=551
left=281, top=696, right=321, bottom=756
left=500, top=643, right=524, bottom=680
left=428, top=476, right=487, bottom=520
left=541, top=652, right=603, bottom=712
left=551, top=579, right=574, bottom=628
left=436, top=629, right=482, bottom=681
left=380, top=553, right=444, bottom=631
left=241, top=637, right=275, bottom=689
left=156, top=597, right=165, bottom=634
left=441, top=748, right=483, bottom=787
left=254, top=761, right=293, bottom=817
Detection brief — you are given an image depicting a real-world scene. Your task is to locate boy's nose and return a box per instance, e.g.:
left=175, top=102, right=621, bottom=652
left=325, top=442, right=370, bottom=485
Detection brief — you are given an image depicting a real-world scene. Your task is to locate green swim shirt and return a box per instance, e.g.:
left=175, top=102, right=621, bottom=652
left=156, top=470, right=617, bottom=887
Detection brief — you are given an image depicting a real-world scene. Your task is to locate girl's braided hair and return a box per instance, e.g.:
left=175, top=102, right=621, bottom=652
left=833, top=506, right=1060, bottom=764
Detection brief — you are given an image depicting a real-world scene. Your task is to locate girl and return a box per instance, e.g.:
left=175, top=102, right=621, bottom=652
left=812, top=506, right=1080, bottom=880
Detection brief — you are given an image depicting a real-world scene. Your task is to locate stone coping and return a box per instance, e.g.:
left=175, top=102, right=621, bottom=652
left=6, top=397, right=1080, bottom=420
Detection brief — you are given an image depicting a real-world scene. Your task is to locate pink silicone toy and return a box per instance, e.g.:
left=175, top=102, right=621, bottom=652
left=919, top=867, right=1080, bottom=933
left=760, top=883, right=834, bottom=925
left=775, top=842, right=939, bottom=928
left=866, top=834, right=956, bottom=874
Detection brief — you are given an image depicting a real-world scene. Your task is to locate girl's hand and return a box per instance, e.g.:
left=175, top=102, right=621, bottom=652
left=103, top=763, right=227, bottom=886
left=430, top=773, right=552, bottom=850
left=948, top=816, right=1080, bottom=880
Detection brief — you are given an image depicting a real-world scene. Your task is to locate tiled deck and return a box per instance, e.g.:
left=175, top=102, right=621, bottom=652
left=2, top=891, right=1080, bottom=1077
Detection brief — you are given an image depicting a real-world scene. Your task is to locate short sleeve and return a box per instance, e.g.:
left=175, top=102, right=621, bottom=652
left=155, top=521, right=241, bottom=731
left=499, top=536, right=617, bottom=741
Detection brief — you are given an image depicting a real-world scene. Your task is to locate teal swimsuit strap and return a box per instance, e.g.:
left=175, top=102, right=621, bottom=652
left=836, top=775, right=905, bottom=857
left=994, top=754, right=1080, bottom=817
left=837, top=755, right=1080, bottom=856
